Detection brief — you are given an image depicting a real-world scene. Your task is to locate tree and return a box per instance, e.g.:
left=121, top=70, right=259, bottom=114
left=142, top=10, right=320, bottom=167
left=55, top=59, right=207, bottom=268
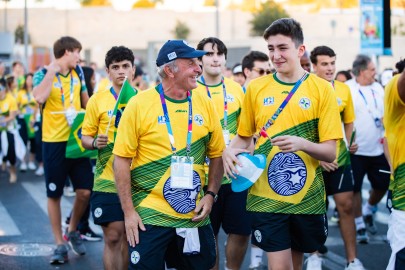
left=172, top=20, right=191, bottom=40
left=132, top=0, right=156, bottom=8
left=249, top=0, right=289, bottom=36
left=14, top=24, right=30, bottom=44
left=78, top=0, right=111, bottom=6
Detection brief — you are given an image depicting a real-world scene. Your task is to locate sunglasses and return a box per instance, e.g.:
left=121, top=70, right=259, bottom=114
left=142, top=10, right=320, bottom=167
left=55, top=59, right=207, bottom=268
left=252, top=67, right=271, bottom=75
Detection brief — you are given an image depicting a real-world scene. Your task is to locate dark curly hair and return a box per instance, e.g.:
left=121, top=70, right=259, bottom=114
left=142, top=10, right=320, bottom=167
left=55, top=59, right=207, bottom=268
left=105, top=46, right=135, bottom=68
left=395, top=58, right=405, bottom=74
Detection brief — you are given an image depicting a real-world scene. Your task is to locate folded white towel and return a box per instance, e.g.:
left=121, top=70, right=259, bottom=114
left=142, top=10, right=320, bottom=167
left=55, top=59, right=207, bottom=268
left=387, top=209, right=405, bottom=270
left=176, top=228, right=200, bottom=255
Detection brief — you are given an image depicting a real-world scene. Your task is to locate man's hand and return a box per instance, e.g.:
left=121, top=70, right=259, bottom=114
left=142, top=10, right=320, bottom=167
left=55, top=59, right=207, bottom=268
left=222, top=147, right=249, bottom=179
left=95, top=134, right=108, bottom=149
left=46, top=61, right=61, bottom=74
left=349, top=142, right=358, bottom=154
left=124, top=210, right=146, bottom=248
left=320, top=160, right=338, bottom=172
left=192, top=195, right=214, bottom=222
left=271, top=135, right=306, bottom=152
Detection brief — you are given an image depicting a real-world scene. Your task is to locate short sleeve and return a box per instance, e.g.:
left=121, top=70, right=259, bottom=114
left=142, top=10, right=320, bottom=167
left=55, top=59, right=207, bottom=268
left=318, top=83, right=343, bottom=142
left=113, top=96, right=140, bottom=158
left=237, top=85, right=256, bottom=137
left=81, top=95, right=99, bottom=137
left=206, top=98, right=226, bottom=159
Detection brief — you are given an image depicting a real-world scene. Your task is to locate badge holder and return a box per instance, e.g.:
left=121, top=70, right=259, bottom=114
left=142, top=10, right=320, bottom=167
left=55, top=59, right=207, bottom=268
left=65, top=107, right=77, bottom=127
left=223, top=129, right=230, bottom=147
left=170, top=156, right=194, bottom=189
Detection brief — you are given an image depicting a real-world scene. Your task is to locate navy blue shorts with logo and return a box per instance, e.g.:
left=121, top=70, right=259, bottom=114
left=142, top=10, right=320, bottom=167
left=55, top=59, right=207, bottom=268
left=350, top=154, right=390, bottom=192
left=251, top=212, right=328, bottom=253
left=43, top=141, right=93, bottom=198
left=128, top=224, right=216, bottom=270
left=209, top=183, right=251, bottom=236
left=91, top=191, right=124, bottom=226
left=323, top=165, right=354, bottom=196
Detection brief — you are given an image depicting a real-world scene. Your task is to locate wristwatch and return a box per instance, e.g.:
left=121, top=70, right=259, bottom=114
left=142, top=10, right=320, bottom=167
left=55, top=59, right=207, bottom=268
left=205, top=191, right=218, bottom=202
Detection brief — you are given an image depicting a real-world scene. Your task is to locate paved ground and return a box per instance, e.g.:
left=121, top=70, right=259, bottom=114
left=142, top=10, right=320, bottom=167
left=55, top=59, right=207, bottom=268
left=0, top=169, right=391, bottom=269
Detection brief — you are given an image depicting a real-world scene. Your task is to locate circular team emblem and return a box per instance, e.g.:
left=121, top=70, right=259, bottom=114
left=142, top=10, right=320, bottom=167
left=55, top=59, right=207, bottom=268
left=299, top=97, right=311, bottom=109
left=267, top=152, right=307, bottom=196
left=163, top=171, right=201, bottom=214
left=94, top=207, right=103, bottom=218
left=48, top=183, right=57, bottom=191
left=337, top=97, right=342, bottom=106
left=194, top=114, right=204, bottom=126
left=254, top=230, right=262, bottom=243
left=226, top=94, right=235, bottom=102
left=130, top=251, right=140, bottom=265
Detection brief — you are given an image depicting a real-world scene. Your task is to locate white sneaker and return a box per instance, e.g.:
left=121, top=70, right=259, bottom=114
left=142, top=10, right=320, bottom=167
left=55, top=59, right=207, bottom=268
left=63, top=186, right=76, bottom=197
left=28, top=162, right=36, bottom=170
left=345, top=258, right=366, bottom=270
left=35, top=166, right=44, bottom=176
left=20, top=162, right=27, bottom=171
left=306, top=254, right=322, bottom=270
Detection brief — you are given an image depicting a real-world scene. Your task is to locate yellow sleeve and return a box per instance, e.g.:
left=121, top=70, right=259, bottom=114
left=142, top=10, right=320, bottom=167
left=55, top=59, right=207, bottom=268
left=342, top=85, right=355, bottom=124
left=113, top=96, right=140, bottom=158
left=81, top=94, right=99, bottom=137
left=206, top=97, right=226, bottom=159
left=9, top=96, right=18, bottom=112
left=237, top=85, right=256, bottom=137
left=319, top=83, right=343, bottom=142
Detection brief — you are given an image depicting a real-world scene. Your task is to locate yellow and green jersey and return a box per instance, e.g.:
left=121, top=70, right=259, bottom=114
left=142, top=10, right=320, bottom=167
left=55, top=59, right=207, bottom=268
left=333, top=80, right=355, bottom=168
left=384, top=74, right=405, bottom=211
left=0, top=93, right=17, bottom=131
left=113, top=86, right=225, bottom=228
left=17, top=89, right=37, bottom=115
left=195, top=77, right=244, bottom=184
left=33, top=68, right=86, bottom=142
left=239, top=73, right=343, bottom=214
left=82, top=87, right=137, bottom=193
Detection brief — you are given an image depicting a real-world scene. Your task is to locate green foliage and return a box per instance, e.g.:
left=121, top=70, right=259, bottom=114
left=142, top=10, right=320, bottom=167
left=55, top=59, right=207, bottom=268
left=250, top=0, right=290, bottom=36
left=14, top=24, right=30, bottom=44
left=172, top=20, right=191, bottom=40
left=79, top=0, right=111, bottom=6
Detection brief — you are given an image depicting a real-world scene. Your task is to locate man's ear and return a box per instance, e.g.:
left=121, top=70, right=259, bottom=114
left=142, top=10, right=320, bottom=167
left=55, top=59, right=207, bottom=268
left=164, top=64, right=175, bottom=78
left=297, top=44, right=306, bottom=58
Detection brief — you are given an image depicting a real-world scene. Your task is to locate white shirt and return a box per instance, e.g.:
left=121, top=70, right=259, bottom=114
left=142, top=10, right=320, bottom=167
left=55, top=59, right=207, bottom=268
left=346, top=78, right=384, bottom=156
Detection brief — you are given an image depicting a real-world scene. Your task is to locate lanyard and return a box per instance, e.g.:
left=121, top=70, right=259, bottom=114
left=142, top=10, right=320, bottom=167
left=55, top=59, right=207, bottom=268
left=358, top=88, right=378, bottom=109
left=110, top=87, right=118, bottom=101
left=158, top=84, right=193, bottom=157
left=331, top=80, right=335, bottom=89
left=259, top=72, right=309, bottom=138
left=56, top=72, right=74, bottom=108
left=200, top=76, right=228, bottom=129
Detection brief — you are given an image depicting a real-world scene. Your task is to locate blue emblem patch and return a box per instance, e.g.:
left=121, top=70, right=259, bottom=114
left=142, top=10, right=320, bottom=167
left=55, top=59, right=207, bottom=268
left=263, top=97, right=274, bottom=106
left=267, top=152, right=307, bottom=196
left=163, top=171, right=201, bottom=214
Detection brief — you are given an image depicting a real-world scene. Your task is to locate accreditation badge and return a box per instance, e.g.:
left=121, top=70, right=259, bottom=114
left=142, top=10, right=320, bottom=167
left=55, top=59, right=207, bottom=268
left=65, top=107, right=77, bottom=127
left=170, top=156, right=194, bottom=189
left=223, top=129, right=230, bottom=147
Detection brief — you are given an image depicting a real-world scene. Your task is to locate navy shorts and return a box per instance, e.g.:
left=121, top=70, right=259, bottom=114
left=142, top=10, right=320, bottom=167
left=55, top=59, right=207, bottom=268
left=43, top=141, right=93, bottom=198
left=128, top=224, right=216, bottom=270
left=209, top=183, right=251, bottom=236
left=350, top=154, right=390, bottom=192
left=251, top=212, right=328, bottom=253
left=91, top=191, right=124, bottom=226
left=323, top=165, right=354, bottom=195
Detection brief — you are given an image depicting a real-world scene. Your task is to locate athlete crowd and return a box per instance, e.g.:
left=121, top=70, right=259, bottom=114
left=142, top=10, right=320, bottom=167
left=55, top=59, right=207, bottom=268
left=0, top=17, right=404, bottom=270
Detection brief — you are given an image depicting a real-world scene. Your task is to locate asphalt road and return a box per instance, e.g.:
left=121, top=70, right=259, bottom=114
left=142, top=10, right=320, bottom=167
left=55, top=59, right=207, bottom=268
left=0, top=170, right=391, bottom=270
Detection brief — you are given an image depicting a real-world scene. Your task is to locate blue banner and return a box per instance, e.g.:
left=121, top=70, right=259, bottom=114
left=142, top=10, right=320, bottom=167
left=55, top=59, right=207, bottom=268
left=360, top=0, right=384, bottom=55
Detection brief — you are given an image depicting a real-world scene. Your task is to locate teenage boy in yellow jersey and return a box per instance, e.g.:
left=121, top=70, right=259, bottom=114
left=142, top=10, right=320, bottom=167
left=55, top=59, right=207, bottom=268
left=307, top=46, right=365, bottom=270
left=223, top=18, right=343, bottom=270
left=195, top=37, right=246, bottom=270
left=33, top=36, right=92, bottom=265
left=113, top=40, right=225, bottom=269
left=240, top=50, right=271, bottom=270
left=81, top=46, right=136, bottom=270
left=384, top=70, right=405, bottom=270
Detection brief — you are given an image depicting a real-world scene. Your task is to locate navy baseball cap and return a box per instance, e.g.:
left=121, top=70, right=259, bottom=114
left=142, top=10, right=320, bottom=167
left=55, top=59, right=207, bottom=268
left=156, top=40, right=206, bottom=66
